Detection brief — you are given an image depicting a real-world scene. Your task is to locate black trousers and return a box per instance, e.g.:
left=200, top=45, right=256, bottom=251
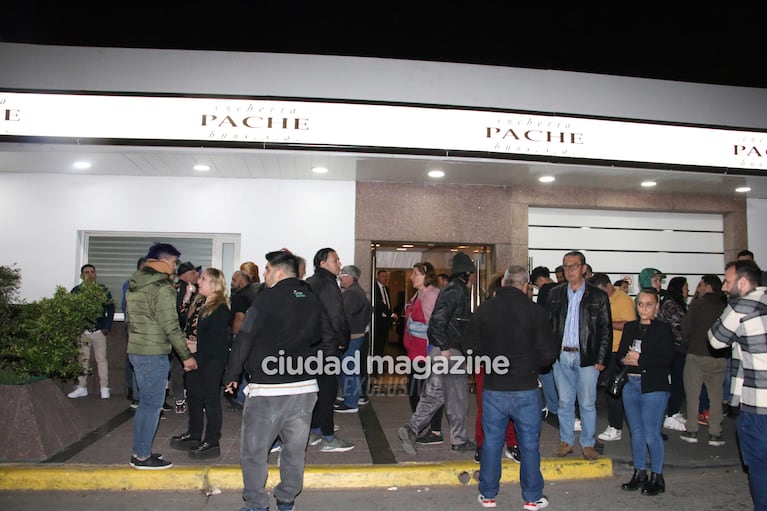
left=185, top=357, right=226, bottom=444
left=311, top=369, right=338, bottom=437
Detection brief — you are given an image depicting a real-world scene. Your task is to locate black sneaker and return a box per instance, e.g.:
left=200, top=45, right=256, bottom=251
left=170, top=432, right=201, bottom=450
left=451, top=440, right=476, bottom=452
left=162, top=402, right=172, bottom=412
left=416, top=432, right=444, bottom=445
left=188, top=441, right=220, bottom=459
left=474, top=447, right=481, bottom=464
left=506, top=445, right=521, bottom=463
left=357, top=397, right=370, bottom=406
left=130, top=454, right=172, bottom=470
left=333, top=402, right=359, bottom=414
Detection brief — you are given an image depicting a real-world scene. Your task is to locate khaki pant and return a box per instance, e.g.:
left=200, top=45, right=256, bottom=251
left=683, top=353, right=726, bottom=436
left=77, top=329, right=109, bottom=389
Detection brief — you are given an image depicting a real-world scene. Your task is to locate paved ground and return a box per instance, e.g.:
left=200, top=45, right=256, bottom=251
left=47, top=376, right=744, bottom=468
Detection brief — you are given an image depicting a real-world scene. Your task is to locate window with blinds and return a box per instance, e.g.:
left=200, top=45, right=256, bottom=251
left=81, top=232, right=239, bottom=316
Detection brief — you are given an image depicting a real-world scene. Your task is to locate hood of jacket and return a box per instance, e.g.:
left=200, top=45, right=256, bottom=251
left=129, top=266, right=173, bottom=291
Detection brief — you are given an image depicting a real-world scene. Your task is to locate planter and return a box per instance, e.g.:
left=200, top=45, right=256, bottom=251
left=0, top=378, right=88, bottom=461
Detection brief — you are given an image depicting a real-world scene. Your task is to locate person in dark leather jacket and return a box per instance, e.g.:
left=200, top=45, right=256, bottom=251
left=427, top=273, right=472, bottom=352
left=547, top=282, right=612, bottom=368
left=545, top=250, right=612, bottom=462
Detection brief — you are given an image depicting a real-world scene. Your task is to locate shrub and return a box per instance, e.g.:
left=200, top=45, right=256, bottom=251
left=0, top=265, right=108, bottom=384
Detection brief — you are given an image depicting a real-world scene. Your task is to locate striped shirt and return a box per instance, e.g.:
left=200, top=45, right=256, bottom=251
left=709, top=286, right=767, bottom=415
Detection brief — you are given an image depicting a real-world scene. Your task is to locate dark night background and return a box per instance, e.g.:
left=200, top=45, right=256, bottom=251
left=2, top=4, right=766, bottom=89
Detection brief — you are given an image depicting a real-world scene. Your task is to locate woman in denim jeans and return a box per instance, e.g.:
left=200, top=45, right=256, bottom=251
left=617, top=288, right=674, bottom=496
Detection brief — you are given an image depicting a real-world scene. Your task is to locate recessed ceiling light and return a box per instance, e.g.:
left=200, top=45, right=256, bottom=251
left=641, top=181, right=657, bottom=187
left=735, top=186, right=751, bottom=193
left=402, top=244, right=414, bottom=248
left=539, top=175, right=555, bottom=183
left=73, top=161, right=91, bottom=170
left=396, top=247, right=407, bottom=251
left=428, top=170, right=445, bottom=178
left=193, top=164, right=210, bottom=172
left=312, top=166, right=328, bottom=174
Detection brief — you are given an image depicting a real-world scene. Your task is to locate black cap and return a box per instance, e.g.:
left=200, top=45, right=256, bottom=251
left=177, top=262, right=201, bottom=275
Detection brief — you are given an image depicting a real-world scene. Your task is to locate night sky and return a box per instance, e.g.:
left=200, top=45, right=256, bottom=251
left=2, top=4, right=767, bottom=89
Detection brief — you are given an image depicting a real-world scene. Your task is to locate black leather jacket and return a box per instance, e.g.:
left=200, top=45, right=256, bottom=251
left=546, top=281, right=612, bottom=367
left=427, top=274, right=471, bottom=351
left=306, top=268, right=350, bottom=354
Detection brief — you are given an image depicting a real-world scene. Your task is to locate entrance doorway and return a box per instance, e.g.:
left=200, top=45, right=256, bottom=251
left=369, top=241, right=492, bottom=387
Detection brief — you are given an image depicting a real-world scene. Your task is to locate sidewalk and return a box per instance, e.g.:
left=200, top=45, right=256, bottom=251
left=0, top=381, right=742, bottom=491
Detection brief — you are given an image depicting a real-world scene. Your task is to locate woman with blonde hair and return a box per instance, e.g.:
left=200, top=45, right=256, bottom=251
left=170, top=267, right=231, bottom=459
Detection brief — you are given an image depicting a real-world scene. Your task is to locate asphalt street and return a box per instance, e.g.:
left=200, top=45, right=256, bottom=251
left=0, top=465, right=752, bottom=511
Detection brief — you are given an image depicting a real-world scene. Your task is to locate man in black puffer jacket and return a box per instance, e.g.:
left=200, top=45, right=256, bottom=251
left=399, top=252, right=476, bottom=455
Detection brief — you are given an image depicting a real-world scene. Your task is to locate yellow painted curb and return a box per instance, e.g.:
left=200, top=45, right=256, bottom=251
left=0, top=458, right=612, bottom=491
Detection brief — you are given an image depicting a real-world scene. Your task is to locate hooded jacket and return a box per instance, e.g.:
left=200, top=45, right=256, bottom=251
left=125, top=264, right=192, bottom=359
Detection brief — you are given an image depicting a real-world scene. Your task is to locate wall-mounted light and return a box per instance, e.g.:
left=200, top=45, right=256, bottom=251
left=641, top=181, right=657, bottom=187
left=538, top=176, right=555, bottom=183
left=735, top=186, right=751, bottom=193
left=428, top=170, right=445, bottom=178
left=73, top=161, right=91, bottom=170
left=193, top=164, right=210, bottom=172
left=312, top=166, right=329, bottom=174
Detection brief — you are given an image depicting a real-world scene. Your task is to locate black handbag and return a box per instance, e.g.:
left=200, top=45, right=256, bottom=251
left=608, top=367, right=629, bottom=398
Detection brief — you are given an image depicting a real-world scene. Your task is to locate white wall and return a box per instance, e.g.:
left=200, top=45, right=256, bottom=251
left=0, top=173, right=355, bottom=301
left=747, top=198, right=767, bottom=265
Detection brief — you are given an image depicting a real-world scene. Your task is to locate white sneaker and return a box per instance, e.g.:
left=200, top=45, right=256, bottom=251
left=597, top=426, right=622, bottom=442
left=672, top=412, right=687, bottom=424
left=574, top=418, right=582, bottom=432
left=663, top=413, right=686, bottom=431
left=67, top=386, right=88, bottom=399
left=523, top=496, right=549, bottom=510
left=100, top=387, right=111, bottom=399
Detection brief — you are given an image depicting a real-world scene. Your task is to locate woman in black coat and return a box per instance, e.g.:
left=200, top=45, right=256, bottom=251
left=617, top=288, right=674, bottom=496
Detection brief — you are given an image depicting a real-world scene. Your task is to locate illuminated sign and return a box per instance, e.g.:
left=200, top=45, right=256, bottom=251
left=1, top=92, right=765, bottom=170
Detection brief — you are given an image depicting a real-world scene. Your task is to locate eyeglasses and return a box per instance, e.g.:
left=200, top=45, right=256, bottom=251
left=563, top=263, right=582, bottom=271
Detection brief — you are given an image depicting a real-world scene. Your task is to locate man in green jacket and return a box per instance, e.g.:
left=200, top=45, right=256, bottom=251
left=126, top=242, right=197, bottom=470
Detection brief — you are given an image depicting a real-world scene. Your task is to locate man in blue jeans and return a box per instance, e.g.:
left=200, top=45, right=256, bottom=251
left=335, top=265, right=372, bottom=413
left=461, top=265, right=559, bottom=510
left=709, top=259, right=767, bottom=511
left=126, top=243, right=197, bottom=470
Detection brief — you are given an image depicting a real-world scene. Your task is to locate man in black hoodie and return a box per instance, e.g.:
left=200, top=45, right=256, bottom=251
left=224, top=250, right=321, bottom=511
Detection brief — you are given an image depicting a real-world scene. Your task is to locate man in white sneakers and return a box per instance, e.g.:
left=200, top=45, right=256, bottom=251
left=68, top=264, right=115, bottom=399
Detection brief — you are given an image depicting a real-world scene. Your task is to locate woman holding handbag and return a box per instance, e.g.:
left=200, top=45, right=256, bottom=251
left=402, top=261, right=443, bottom=444
left=617, top=287, right=674, bottom=496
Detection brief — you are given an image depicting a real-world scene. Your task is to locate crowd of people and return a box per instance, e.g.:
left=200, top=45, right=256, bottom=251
left=66, top=243, right=767, bottom=511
